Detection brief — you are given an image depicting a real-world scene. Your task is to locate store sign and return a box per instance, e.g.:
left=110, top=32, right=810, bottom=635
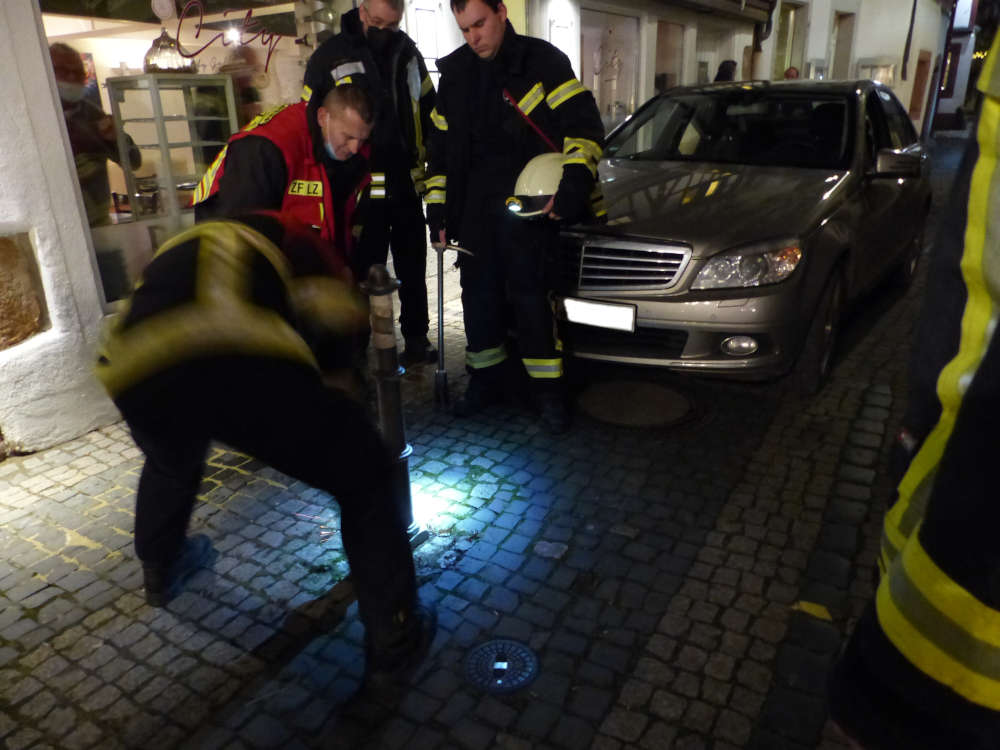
left=176, top=0, right=282, bottom=71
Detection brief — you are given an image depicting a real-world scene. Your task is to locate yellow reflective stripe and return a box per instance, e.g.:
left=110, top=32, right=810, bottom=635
left=546, top=79, right=586, bottom=109
left=564, top=137, right=602, bottom=163
left=564, top=155, right=597, bottom=177
left=876, top=532, right=1000, bottom=710
left=96, top=224, right=313, bottom=397
left=466, top=345, right=507, bottom=369
left=425, top=175, right=446, bottom=190
left=301, top=84, right=311, bottom=102
left=336, top=76, right=353, bottom=86
left=371, top=173, right=386, bottom=184
left=192, top=144, right=228, bottom=205
left=518, top=83, right=545, bottom=116
left=431, top=108, right=448, bottom=131
left=370, top=187, right=386, bottom=198
left=425, top=190, right=446, bottom=204
left=421, top=75, right=434, bottom=96
left=885, top=94, right=1000, bottom=566
left=523, top=358, right=563, bottom=378
left=412, top=98, right=425, bottom=164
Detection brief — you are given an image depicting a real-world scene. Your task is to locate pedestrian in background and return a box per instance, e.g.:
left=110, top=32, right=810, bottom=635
left=426, top=0, right=605, bottom=433
left=827, top=32, right=1000, bottom=750
left=714, top=59, right=737, bottom=81
left=305, top=0, right=439, bottom=367
left=783, top=66, right=800, bottom=79
left=95, top=213, right=435, bottom=691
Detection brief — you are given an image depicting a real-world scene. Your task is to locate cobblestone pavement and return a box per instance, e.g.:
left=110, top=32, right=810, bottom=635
left=0, top=134, right=968, bottom=750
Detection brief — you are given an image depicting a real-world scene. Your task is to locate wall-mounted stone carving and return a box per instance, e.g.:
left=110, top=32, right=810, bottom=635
left=0, top=233, right=48, bottom=351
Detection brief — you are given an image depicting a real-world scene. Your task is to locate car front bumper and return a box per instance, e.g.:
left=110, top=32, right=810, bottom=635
left=554, top=288, right=805, bottom=380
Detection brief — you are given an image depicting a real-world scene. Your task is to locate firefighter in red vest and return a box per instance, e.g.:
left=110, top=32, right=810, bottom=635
left=193, top=60, right=374, bottom=276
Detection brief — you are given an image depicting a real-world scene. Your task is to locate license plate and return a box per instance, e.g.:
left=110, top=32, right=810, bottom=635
left=563, top=297, right=636, bottom=332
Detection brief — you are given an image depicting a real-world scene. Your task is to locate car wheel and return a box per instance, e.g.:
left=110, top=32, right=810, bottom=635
left=892, top=221, right=924, bottom=289
left=794, top=271, right=844, bottom=396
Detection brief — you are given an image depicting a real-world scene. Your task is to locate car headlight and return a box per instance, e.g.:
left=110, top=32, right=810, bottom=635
left=691, top=244, right=802, bottom=290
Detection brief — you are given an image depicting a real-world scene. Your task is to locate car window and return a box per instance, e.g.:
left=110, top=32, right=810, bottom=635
left=605, top=89, right=855, bottom=169
left=877, top=88, right=918, bottom=148
left=864, top=91, right=893, bottom=165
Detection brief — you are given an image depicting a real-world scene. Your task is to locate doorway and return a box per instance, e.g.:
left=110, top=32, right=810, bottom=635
left=772, top=1, right=807, bottom=80
left=909, top=49, right=932, bottom=120
left=831, top=12, right=855, bottom=80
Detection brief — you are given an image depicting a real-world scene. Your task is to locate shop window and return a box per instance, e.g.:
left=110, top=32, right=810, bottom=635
left=0, top=233, right=49, bottom=352
left=581, top=9, right=640, bottom=132
left=772, top=2, right=806, bottom=81
left=655, top=22, right=684, bottom=94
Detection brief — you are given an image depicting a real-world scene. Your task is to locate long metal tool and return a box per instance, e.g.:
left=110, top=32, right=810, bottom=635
left=434, top=242, right=473, bottom=409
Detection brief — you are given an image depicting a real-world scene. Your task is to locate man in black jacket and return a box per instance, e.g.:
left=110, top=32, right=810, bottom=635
left=426, top=0, right=604, bottom=433
left=305, top=0, right=438, bottom=366
left=97, top=213, right=435, bottom=691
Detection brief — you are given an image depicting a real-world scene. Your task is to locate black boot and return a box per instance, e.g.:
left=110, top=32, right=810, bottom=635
left=142, top=534, right=216, bottom=607
left=400, top=336, right=437, bottom=367
left=535, top=381, right=571, bottom=434
left=454, top=367, right=506, bottom=417
left=359, top=600, right=438, bottom=703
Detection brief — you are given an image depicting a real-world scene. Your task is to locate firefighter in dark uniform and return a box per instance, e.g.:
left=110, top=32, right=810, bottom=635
left=304, top=0, right=438, bottom=366
left=827, top=32, right=1000, bottom=750
left=95, top=213, right=435, bottom=688
left=426, top=0, right=604, bottom=433
left=192, top=63, right=374, bottom=288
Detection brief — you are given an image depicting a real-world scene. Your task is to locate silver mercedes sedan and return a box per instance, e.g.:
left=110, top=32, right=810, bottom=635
left=552, top=80, right=930, bottom=394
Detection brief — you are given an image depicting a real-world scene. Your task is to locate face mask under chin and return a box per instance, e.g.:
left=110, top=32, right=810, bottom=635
left=366, top=26, right=399, bottom=54
left=58, top=81, right=87, bottom=104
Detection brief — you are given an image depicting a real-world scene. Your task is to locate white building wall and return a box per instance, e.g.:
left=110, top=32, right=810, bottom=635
left=855, top=0, right=948, bottom=130
left=0, top=1, right=119, bottom=452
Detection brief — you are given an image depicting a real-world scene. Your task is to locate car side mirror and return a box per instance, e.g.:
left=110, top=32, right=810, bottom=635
left=874, top=148, right=921, bottom=178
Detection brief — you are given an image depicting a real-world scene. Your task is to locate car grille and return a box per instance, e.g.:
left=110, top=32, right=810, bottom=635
left=562, top=323, right=688, bottom=359
left=555, top=236, right=692, bottom=292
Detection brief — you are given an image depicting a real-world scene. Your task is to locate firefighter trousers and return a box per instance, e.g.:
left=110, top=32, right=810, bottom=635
left=115, top=355, right=417, bottom=638
left=459, top=213, right=562, bottom=381
left=354, top=175, right=430, bottom=341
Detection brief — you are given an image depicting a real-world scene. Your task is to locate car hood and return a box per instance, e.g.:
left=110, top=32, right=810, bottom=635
left=591, top=159, right=850, bottom=257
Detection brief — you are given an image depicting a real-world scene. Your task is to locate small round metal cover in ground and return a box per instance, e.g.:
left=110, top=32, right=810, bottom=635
left=464, top=639, right=539, bottom=694
left=577, top=380, right=692, bottom=427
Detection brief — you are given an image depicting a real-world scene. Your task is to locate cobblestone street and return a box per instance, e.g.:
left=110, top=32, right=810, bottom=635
left=0, top=135, right=968, bottom=750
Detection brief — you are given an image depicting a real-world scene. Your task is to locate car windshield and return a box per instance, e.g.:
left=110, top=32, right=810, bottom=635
left=605, top=87, right=855, bottom=170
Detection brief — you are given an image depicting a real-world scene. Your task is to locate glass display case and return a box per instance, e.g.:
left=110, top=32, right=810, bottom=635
left=105, top=73, right=239, bottom=238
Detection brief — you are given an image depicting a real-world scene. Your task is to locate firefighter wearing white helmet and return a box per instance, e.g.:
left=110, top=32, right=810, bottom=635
left=425, top=0, right=605, bottom=434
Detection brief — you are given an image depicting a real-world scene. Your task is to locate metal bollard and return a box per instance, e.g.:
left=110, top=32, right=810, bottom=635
left=360, top=264, right=426, bottom=545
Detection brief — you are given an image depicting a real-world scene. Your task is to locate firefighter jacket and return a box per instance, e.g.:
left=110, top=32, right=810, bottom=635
left=425, top=21, right=605, bottom=243
left=95, top=218, right=367, bottom=399
left=302, top=9, right=436, bottom=197
left=827, top=34, right=1000, bottom=750
left=191, top=102, right=371, bottom=263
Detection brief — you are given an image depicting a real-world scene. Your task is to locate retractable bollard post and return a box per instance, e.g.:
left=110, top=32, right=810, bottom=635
left=361, top=264, right=427, bottom=546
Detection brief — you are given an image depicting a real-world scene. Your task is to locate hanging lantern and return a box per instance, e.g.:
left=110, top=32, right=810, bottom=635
left=143, top=27, right=197, bottom=73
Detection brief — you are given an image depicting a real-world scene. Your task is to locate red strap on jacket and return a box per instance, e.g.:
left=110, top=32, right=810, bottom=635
left=502, top=88, right=559, bottom=153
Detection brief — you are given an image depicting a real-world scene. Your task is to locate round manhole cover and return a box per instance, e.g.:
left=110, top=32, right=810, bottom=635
left=464, top=639, right=539, bottom=694
left=577, top=380, right=693, bottom=427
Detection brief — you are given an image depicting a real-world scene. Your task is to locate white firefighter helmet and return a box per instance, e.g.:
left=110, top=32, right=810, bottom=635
left=506, top=152, right=569, bottom=218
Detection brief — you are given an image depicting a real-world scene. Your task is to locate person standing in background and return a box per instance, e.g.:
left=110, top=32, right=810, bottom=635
left=305, top=0, right=438, bottom=366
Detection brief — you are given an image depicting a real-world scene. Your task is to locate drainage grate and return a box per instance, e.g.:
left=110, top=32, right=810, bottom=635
left=464, top=639, right=539, bottom=694
left=577, top=380, right=693, bottom=428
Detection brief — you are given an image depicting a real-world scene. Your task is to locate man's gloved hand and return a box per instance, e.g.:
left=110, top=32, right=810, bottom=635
left=426, top=203, right=446, bottom=248
left=551, top=166, right=594, bottom=225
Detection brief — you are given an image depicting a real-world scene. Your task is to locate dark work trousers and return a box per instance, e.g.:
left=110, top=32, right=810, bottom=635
left=459, top=212, right=560, bottom=379
left=354, top=173, right=430, bottom=340
left=115, top=355, right=417, bottom=639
